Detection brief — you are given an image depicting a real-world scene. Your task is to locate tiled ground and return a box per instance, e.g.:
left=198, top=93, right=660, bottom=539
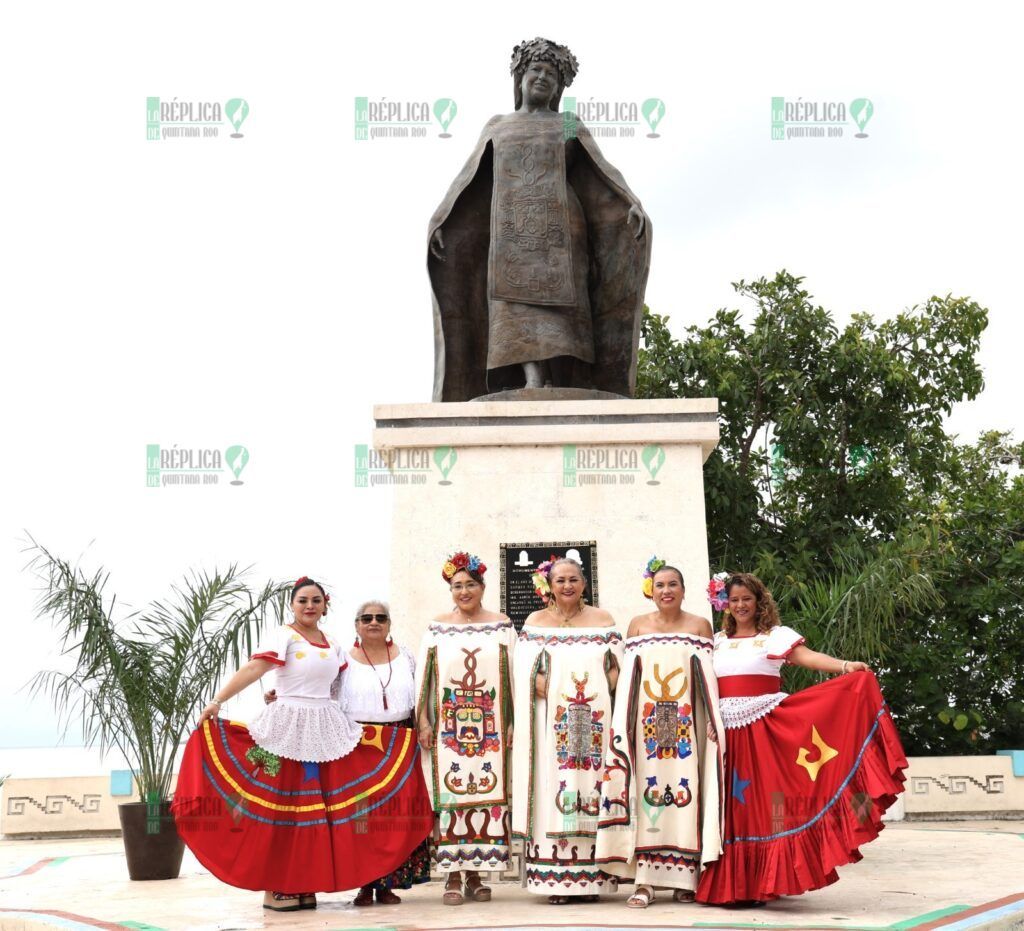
left=1, top=822, right=1023, bottom=931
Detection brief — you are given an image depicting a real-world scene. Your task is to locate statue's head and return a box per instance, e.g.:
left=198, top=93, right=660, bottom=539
left=510, top=37, right=579, bottom=111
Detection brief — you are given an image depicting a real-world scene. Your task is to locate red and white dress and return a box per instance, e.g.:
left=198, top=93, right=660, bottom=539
left=695, top=626, right=907, bottom=905
left=173, top=625, right=433, bottom=893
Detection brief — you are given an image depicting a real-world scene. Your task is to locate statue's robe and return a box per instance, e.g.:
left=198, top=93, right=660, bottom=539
left=427, top=112, right=652, bottom=401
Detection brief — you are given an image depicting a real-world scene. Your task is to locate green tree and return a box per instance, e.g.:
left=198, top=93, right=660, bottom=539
left=638, top=272, right=1024, bottom=753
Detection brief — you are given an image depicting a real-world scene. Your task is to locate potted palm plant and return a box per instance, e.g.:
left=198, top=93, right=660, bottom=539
left=27, top=540, right=289, bottom=880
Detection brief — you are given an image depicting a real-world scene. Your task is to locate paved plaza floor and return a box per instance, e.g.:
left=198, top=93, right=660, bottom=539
left=1, top=821, right=1022, bottom=931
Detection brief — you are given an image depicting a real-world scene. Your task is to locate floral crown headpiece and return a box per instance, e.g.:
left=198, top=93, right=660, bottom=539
left=293, top=575, right=330, bottom=604
left=530, top=554, right=560, bottom=605
left=442, top=551, right=487, bottom=583
left=641, top=556, right=666, bottom=599
left=706, top=572, right=730, bottom=612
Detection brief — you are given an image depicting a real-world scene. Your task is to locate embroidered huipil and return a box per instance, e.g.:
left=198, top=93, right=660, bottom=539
left=596, top=632, right=725, bottom=891
left=512, top=626, right=624, bottom=896
left=416, top=619, right=516, bottom=873
left=248, top=625, right=363, bottom=762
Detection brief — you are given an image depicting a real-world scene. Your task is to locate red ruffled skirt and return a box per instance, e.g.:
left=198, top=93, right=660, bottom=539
left=696, top=671, right=906, bottom=904
left=171, top=718, right=433, bottom=892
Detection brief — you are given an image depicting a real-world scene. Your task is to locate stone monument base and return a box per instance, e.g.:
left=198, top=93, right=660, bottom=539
left=373, top=398, right=719, bottom=646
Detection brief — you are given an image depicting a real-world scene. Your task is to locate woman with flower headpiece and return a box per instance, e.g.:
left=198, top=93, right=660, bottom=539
left=428, top=36, right=651, bottom=400
left=173, top=577, right=433, bottom=913
left=415, top=552, right=516, bottom=906
left=695, top=573, right=907, bottom=906
left=595, top=559, right=726, bottom=909
left=512, top=555, right=624, bottom=904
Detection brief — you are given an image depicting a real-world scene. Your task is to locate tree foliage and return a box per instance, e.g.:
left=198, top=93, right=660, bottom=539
left=638, top=272, right=1024, bottom=753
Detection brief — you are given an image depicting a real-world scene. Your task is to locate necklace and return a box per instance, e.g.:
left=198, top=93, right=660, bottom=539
left=550, top=602, right=583, bottom=627
left=359, top=642, right=394, bottom=710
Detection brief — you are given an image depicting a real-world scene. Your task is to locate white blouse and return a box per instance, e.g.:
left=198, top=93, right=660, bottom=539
left=246, top=624, right=363, bottom=762
left=340, top=643, right=417, bottom=723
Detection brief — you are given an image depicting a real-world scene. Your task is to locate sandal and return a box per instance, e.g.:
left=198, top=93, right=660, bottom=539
left=627, top=886, right=654, bottom=908
left=548, top=894, right=570, bottom=904
left=443, top=878, right=464, bottom=906
left=376, top=888, right=401, bottom=905
left=262, top=891, right=301, bottom=912
left=673, top=889, right=695, bottom=903
left=298, top=893, right=317, bottom=910
left=464, top=876, right=492, bottom=902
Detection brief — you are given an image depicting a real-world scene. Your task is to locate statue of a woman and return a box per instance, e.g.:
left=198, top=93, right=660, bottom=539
left=428, top=38, right=652, bottom=401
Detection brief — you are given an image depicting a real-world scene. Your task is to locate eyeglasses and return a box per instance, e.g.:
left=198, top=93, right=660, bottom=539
left=450, top=582, right=481, bottom=592
left=356, top=614, right=390, bottom=623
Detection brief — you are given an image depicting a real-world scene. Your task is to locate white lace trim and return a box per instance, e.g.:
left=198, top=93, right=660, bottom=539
left=719, top=693, right=788, bottom=729
left=248, top=697, right=363, bottom=762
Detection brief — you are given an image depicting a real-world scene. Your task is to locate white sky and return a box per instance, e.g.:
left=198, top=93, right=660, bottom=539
left=1, top=0, right=1021, bottom=752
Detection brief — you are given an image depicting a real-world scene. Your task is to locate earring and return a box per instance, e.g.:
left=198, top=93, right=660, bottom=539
left=385, top=635, right=394, bottom=646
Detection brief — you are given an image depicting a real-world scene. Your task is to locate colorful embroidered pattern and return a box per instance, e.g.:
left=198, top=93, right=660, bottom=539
left=440, top=648, right=499, bottom=758
left=554, top=673, right=604, bottom=771
left=520, top=630, right=622, bottom=646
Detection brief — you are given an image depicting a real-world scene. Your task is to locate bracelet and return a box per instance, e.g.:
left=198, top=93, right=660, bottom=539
left=841, top=661, right=849, bottom=674
left=209, top=698, right=223, bottom=707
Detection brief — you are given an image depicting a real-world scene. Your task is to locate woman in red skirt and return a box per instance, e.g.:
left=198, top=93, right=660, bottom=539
left=696, top=573, right=907, bottom=906
left=172, top=577, right=433, bottom=912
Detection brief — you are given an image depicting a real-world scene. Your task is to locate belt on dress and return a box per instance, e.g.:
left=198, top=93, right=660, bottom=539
left=718, top=674, right=782, bottom=698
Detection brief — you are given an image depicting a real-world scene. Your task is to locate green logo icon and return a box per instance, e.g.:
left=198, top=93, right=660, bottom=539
left=850, top=98, right=873, bottom=138
left=225, top=98, right=249, bottom=138
left=225, top=445, right=249, bottom=485
left=642, top=445, right=665, bottom=485
left=434, top=446, right=457, bottom=485
left=433, top=98, right=457, bottom=138
left=641, top=98, right=665, bottom=138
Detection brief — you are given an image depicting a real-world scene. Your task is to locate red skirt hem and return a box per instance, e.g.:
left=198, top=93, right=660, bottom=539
left=696, top=671, right=907, bottom=905
left=172, top=718, right=433, bottom=892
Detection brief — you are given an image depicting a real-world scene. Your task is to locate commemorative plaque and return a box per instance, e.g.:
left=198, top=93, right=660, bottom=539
left=499, top=541, right=599, bottom=631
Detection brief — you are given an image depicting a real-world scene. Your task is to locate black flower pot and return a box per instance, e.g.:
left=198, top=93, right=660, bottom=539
left=118, top=800, right=185, bottom=880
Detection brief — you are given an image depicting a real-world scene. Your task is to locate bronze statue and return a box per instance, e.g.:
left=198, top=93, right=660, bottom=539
left=428, top=38, right=652, bottom=401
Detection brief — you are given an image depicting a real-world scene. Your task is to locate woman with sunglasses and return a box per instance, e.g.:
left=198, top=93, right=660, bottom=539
left=415, top=551, right=516, bottom=906
left=266, top=600, right=431, bottom=908
left=344, top=601, right=430, bottom=906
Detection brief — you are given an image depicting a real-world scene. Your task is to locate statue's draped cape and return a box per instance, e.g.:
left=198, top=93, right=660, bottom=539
left=427, top=113, right=652, bottom=401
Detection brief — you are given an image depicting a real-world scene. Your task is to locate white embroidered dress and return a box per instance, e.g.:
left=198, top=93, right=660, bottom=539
left=416, top=619, right=516, bottom=874
left=596, top=632, right=725, bottom=891
left=512, top=625, right=624, bottom=896
left=247, top=625, right=363, bottom=762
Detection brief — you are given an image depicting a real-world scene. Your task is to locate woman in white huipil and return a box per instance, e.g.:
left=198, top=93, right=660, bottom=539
left=267, top=599, right=429, bottom=907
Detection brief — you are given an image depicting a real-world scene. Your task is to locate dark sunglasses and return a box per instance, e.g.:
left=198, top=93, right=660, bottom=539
left=357, top=614, right=390, bottom=623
